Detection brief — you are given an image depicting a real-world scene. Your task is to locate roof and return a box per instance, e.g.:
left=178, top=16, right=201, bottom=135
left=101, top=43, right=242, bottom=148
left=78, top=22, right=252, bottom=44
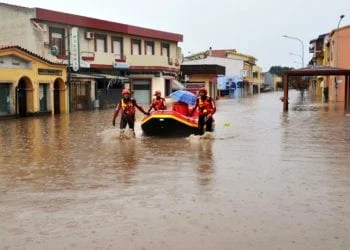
left=0, top=45, right=65, bottom=66
left=330, top=25, right=350, bottom=36
left=210, top=49, right=237, bottom=57
left=34, top=8, right=183, bottom=42
left=284, top=66, right=350, bottom=76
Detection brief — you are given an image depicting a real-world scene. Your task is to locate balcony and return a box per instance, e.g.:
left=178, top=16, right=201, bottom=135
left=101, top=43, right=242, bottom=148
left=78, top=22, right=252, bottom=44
left=114, top=54, right=126, bottom=62
left=81, top=51, right=95, bottom=61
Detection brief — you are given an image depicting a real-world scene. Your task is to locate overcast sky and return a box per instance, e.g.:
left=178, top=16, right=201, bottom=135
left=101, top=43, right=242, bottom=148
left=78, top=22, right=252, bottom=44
left=3, top=0, right=350, bottom=71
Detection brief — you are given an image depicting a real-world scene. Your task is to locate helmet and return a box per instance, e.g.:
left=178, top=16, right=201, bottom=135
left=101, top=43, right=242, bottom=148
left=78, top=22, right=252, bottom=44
left=199, top=87, right=207, bottom=95
left=121, top=89, right=130, bottom=95
left=154, top=90, right=161, bottom=96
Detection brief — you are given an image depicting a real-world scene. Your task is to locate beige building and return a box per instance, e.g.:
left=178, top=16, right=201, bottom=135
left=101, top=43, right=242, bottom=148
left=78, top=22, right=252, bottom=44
left=0, top=3, right=183, bottom=109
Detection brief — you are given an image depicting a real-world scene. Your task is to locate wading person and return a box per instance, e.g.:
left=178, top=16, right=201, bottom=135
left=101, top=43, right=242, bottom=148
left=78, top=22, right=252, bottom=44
left=112, top=88, right=148, bottom=137
left=189, top=87, right=216, bottom=135
left=147, top=90, right=166, bottom=113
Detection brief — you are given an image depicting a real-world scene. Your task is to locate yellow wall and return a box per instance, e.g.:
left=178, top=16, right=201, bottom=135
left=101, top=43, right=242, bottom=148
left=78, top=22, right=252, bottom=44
left=0, top=48, right=68, bottom=115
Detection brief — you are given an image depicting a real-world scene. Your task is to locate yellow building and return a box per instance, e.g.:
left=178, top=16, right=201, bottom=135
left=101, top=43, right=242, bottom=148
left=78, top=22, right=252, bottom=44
left=0, top=45, right=67, bottom=117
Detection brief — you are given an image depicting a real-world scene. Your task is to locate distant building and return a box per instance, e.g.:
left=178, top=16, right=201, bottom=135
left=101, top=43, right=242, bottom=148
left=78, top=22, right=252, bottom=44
left=180, top=64, right=225, bottom=100
left=264, top=72, right=282, bottom=91
left=183, top=49, right=262, bottom=96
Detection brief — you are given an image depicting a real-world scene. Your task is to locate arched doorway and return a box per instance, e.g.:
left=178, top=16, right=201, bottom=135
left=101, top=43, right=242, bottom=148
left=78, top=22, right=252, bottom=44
left=17, top=77, right=33, bottom=117
left=54, top=78, right=66, bottom=114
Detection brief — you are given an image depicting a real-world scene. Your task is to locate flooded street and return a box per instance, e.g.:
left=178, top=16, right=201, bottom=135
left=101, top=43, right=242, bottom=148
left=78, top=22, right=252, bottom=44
left=1, top=91, right=350, bottom=250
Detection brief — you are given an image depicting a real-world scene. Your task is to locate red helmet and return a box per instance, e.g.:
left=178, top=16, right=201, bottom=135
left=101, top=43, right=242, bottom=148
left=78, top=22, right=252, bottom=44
left=154, top=90, right=161, bottom=96
left=121, top=89, right=130, bottom=95
left=199, top=87, right=207, bottom=95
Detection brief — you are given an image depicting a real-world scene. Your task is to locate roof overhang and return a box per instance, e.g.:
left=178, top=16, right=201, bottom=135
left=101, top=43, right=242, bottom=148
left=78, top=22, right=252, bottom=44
left=34, top=8, right=183, bottom=42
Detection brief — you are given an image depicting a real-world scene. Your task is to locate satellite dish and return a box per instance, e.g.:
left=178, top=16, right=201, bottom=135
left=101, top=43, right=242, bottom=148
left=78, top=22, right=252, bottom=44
left=50, top=45, right=59, bottom=56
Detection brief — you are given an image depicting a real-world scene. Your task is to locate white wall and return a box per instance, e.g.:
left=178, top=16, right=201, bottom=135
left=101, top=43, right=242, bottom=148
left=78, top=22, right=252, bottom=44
left=182, top=57, right=243, bottom=76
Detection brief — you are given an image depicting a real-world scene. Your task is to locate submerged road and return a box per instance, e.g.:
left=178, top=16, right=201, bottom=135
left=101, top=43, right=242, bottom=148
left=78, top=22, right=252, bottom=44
left=1, top=90, right=350, bottom=250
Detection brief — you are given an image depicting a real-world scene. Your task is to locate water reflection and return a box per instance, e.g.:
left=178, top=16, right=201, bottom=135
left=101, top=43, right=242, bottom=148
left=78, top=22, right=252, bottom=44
left=114, top=139, right=138, bottom=184
left=189, top=138, right=214, bottom=186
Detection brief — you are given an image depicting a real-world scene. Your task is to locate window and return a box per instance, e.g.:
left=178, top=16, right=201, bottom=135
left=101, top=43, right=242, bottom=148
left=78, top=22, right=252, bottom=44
left=165, top=79, right=172, bottom=96
left=161, top=43, right=170, bottom=57
left=95, top=34, right=107, bottom=53
left=131, top=39, right=141, bottom=55
left=39, top=84, right=48, bottom=112
left=49, top=27, right=65, bottom=57
left=112, top=37, right=123, bottom=59
left=145, top=41, right=154, bottom=55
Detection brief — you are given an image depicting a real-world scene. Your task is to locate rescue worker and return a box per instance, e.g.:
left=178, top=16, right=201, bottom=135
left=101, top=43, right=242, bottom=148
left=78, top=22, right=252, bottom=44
left=189, top=87, right=216, bottom=135
left=112, top=88, right=148, bottom=137
left=147, top=90, right=166, bottom=113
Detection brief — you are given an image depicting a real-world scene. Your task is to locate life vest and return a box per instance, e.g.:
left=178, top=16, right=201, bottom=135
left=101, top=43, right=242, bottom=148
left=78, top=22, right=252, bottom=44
left=153, top=98, right=166, bottom=110
left=198, top=96, right=213, bottom=115
left=121, top=98, right=135, bottom=115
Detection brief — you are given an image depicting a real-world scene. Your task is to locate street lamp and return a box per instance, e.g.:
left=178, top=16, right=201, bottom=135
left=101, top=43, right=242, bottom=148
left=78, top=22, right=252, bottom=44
left=336, top=14, right=345, bottom=67
left=283, top=35, right=305, bottom=68
left=335, top=14, right=345, bottom=101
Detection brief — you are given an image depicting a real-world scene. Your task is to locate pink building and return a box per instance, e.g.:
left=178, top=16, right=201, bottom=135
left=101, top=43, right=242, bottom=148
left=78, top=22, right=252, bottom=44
left=328, top=25, right=350, bottom=103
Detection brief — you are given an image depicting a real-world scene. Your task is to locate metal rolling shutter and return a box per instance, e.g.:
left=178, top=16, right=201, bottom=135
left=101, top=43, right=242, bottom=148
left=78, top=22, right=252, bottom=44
left=132, top=80, right=151, bottom=104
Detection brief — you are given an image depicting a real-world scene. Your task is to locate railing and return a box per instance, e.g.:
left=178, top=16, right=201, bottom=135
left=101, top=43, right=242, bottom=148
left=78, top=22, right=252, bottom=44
left=114, top=54, right=126, bottom=62
left=81, top=51, right=95, bottom=61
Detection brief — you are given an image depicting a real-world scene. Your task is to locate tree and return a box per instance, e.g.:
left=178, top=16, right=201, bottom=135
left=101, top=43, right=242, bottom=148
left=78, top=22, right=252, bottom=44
left=268, top=66, right=294, bottom=77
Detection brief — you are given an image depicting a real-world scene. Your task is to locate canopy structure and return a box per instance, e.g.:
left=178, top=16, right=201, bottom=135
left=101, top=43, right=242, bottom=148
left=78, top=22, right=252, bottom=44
left=282, top=66, right=350, bottom=112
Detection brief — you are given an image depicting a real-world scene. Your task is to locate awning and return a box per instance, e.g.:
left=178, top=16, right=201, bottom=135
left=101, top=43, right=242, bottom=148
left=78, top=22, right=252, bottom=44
left=93, top=73, right=129, bottom=81
left=172, top=80, right=185, bottom=90
left=70, top=73, right=105, bottom=79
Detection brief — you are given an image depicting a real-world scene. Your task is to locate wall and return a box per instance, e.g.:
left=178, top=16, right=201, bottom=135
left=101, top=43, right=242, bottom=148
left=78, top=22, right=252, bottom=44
left=0, top=49, right=67, bottom=115
left=182, top=57, right=243, bottom=76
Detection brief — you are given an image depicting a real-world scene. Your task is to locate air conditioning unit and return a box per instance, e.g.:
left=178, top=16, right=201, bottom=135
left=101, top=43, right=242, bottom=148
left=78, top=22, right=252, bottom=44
left=85, top=32, right=94, bottom=40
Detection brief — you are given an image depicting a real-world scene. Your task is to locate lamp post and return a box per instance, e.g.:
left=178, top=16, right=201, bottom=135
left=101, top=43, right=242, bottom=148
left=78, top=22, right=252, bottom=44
left=335, top=15, right=345, bottom=102
left=283, top=35, right=305, bottom=68
left=336, top=15, right=345, bottom=68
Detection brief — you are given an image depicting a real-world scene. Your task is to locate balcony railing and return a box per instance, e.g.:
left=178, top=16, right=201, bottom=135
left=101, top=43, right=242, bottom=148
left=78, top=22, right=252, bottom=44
left=114, top=54, right=126, bottom=62
left=81, top=51, right=95, bottom=61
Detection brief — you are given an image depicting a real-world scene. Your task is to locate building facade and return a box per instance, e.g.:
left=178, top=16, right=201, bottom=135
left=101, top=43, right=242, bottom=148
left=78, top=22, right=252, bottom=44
left=183, top=49, right=261, bottom=96
left=180, top=64, right=225, bottom=100
left=0, top=3, right=183, bottom=110
left=0, top=45, right=67, bottom=117
left=309, top=26, right=350, bottom=104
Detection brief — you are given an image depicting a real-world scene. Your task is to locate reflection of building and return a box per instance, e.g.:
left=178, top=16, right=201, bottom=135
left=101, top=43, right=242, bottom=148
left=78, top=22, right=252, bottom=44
left=0, top=3, right=183, bottom=110
left=183, top=49, right=261, bottom=96
left=180, top=64, right=225, bottom=99
left=0, top=45, right=67, bottom=117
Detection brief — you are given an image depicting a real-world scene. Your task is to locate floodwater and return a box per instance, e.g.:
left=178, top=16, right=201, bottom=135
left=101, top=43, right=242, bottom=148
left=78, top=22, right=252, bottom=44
left=1, top=91, right=350, bottom=250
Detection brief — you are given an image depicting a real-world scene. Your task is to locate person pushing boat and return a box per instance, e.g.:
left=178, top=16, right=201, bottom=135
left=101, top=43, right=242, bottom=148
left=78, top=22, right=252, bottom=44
left=189, top=87, right=216, bottom=135
left=112, top=88, right=148, bottom=137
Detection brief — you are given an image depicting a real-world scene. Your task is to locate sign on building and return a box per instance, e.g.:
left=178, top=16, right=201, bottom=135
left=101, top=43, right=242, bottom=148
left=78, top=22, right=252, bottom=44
left=70, top=27, right=80, bottom=72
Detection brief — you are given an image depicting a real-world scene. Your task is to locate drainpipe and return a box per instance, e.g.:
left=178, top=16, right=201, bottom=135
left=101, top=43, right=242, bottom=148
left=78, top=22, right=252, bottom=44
left=31, top=20, right=46, bottom=57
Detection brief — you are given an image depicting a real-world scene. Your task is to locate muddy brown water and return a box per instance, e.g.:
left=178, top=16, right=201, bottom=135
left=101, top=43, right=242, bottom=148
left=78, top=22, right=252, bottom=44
left=1, top=91, right=350, bottom=250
